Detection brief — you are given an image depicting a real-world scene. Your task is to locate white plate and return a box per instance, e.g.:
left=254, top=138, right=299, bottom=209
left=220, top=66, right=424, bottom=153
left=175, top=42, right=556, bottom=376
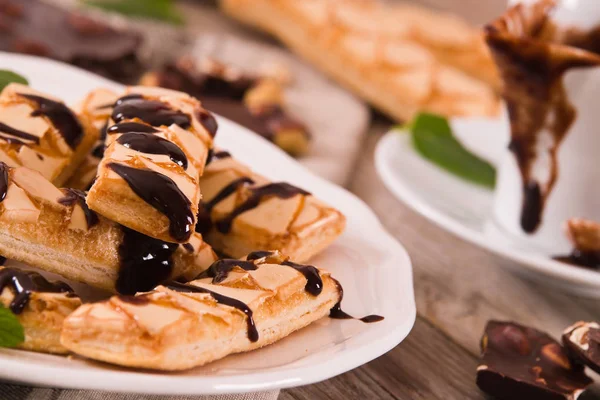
left=375, top=120, right=600, bottom=297
left=0, top=53, right=415, bottom=394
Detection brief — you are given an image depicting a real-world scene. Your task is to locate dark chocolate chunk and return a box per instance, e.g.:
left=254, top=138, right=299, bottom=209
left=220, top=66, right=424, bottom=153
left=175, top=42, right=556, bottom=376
left=0, top=0, right=143, bottom=83
left=476, top=321, right=592, bottom=400
left=563, top=321, right=600, bottom=374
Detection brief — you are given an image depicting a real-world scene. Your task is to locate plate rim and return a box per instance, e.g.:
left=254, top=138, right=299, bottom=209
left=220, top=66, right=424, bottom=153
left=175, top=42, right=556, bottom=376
left=0, top=52, right=416, bottom=394
left=375, top=129, right=600, bottom=289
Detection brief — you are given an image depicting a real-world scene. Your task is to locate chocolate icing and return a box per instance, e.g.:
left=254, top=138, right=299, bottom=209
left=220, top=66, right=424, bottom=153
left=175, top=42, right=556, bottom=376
left=91, top=143, right=105, bottom=159
left=204, top=177, right=255, bottom=212
left=58, top=188, right=99, bottom=229
left=116, top=132, right=188, bottom=169
left=20, top=93, right=84, bottom=149
left=108, top=163, right=194, bottom=242
left=116, top=227, right=178, bottom=295
left=485, top=2, right=600, bottom=233
left=0, top=121, right=41, bottom=145
left=245, top=251, right=274, bottom=261
left=198, top=259, right=257, bottom=283
left=0, top=256, right=6, bottom=266
left=182, top=243, right=194, bottom=253
left=197, top=110, right=218, bottom=138
left=0, top=267, right=74, bottom=314
left=215, top=182, right=310, bottom=234
left=0, top=161, right=8, bottom=202
left=194, top=203, right=212, bottom=235
left=111, top=95, right=191, bottom=129
left=106, top=121, right=159, bottom=135
left=166, top=281, right=259, bottom=342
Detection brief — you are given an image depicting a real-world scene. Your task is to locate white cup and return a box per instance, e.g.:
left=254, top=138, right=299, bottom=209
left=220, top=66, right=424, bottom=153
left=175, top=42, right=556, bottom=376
left=492, top=0, right=600, bottom=253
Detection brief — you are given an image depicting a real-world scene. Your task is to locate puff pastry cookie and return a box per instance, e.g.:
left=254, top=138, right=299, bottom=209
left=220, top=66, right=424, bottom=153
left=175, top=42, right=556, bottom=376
left=61, top=251, right=342, bottom=370
left=0, top=266, right=81, bottom=354
left=87, top=86, right=216, bottom=243
left=0, top=83, right=98, bottom=186
left=197, top=150, right=345, bottom=262
left=0, top=162, right=217, bottom=294
left=220, top=0, right=500, bottom=120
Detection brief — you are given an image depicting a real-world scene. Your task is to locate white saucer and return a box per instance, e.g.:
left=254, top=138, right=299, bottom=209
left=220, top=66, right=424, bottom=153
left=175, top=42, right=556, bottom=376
left=0, top=53, right=416, bottom=395
left=375, top=119, right=600, bottom=298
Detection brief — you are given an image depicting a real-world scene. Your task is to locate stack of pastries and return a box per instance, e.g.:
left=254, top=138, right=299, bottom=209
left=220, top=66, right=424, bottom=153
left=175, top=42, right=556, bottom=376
left=0, top=82, right=372, bottom=371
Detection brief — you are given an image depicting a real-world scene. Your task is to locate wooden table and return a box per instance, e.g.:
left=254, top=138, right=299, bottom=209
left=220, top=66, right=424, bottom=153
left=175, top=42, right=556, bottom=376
left=180, top=3, right=600, bottom=399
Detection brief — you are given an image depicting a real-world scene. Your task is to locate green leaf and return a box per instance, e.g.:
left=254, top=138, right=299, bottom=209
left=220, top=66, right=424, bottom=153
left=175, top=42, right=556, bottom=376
left=0, top=70, right=28, bottom=92
left=0, top=305, right=24, bottom=348
left=403, top=112, right=496, bottom=189
left=82, top=0, right=184, bottom=25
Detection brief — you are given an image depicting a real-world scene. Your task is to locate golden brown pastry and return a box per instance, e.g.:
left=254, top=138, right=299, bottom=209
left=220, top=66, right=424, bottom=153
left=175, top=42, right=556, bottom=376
left=197, top=150, right=345, bottom=262
left=140, top=57, right=311, bottom=156
left=219, top=0, right=500, bottom=121
left=0, top=162, right=218, bottom=294
left=87, top=86, right=216, bottom=243
left=0, top=266, right=81, bottom=354
left=61, top=251, right=342, bottom=370
left=0, top=83, right=99, bottom=186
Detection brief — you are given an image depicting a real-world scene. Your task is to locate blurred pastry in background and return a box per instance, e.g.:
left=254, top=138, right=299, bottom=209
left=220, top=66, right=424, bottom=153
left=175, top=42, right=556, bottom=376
left=0, top=0, right=143, bottom=83
left=141, top=57, right=311, bottom=156
left=219, top=0, right=501, bottom=121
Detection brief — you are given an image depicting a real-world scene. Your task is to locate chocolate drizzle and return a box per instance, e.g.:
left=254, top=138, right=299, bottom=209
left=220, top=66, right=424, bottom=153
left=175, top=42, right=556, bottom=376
left=199, top=259, right=258, bottom=283
left=20, top=93, right=83, bottom=149
left=0, top=268, right=74, bottom=314
left=108, top=163, right=194, bottom=242
left=0, top=256, right=6, bottom=266
left=116, top=132, right=188, bottom=169
left=107, top=121, right=159, bottom=135
left=111, top=95, right=191, bottom=129
left=329, top=279, right=384, bottom=323
left=197, top=110, right=218, bottom=138
left=282, top=261, right=323, bottom=296
left=116, top=227, right=178, bottom=295
left=215, top=182, right=310, bottom=234
left=91, top=143, right=105, bottom=159
left=204, top=177, right=255, bottom=212
left=246, top=251, right=274, bottom=261
left=205, top=149, right=231, bottom=166
left=182, top=243, right=194, bottom=253
left=0, top=121, right=40, bottom=144
left=485, top=3, right=600, bottom=233
left=58, top=188, right=99, bottom=229
left=0, top=162, right=8, bottom=202
left=166, top=281, right=259, bottom=342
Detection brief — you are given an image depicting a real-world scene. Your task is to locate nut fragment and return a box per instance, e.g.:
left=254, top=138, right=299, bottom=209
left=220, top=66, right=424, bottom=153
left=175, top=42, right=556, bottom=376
left=541, top=343, right=572, bottom=370
left=489, top=324, right=531, bottom=356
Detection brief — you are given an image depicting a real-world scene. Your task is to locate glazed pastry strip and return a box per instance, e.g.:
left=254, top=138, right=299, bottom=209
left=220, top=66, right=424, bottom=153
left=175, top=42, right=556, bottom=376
left=61, top=251, right=341, bottom=370
left=197, top=151, right=345, bottom=262
left=0, top=83, right=98, bottom=186
left=0, top=162, right=217, bottom=294
left=87, top=86, right=217, bottom=243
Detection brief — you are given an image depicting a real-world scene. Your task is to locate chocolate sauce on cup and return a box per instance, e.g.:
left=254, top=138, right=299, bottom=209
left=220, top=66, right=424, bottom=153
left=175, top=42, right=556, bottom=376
left=108, top=163, right=194, bottom=242
left=485, top=1, right=600, bottom=234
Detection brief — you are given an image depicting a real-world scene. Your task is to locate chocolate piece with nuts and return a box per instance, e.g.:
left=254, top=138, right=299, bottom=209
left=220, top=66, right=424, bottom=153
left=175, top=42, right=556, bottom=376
left=0, top=0, right=143, bottom=83
left=477, top=321, right=592, bottom=400
left=140, top=58, right=311, bottom=156
left=563, top=321, right=600, bottom=374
